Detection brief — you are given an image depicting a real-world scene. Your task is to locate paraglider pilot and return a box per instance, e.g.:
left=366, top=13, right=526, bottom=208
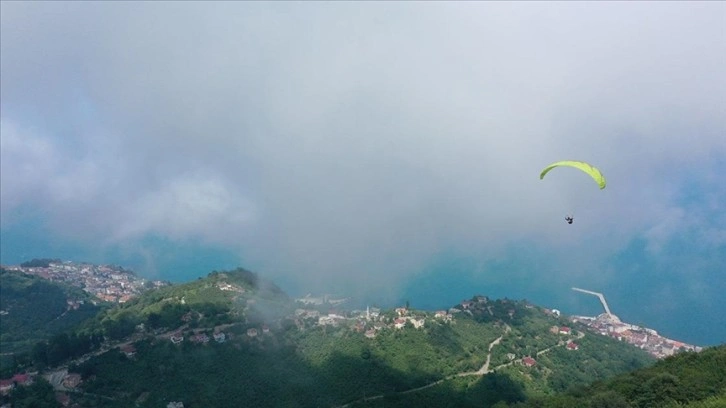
left=565, top=215, right=574, bottom=224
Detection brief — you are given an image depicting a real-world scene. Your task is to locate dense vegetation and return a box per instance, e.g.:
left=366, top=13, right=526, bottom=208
left=4, top=378, right=60, bottom=408
left=54, top=275, right=654, bottom=407
left=74, top=268, right=291, bottom=340
left=68, top=318, right=510, bottom=407
left=509, top=344, right=726, bottom=408
left=5, top=266, right=719, bottom=408
left=0, top=268, right=102, bottom=376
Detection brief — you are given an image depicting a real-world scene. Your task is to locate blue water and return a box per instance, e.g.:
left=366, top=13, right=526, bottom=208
left=2, top=223, right=723, bottom=346
left=399, top=243, right=725, bottom=347
left=0, top=222, right=240, bottom=283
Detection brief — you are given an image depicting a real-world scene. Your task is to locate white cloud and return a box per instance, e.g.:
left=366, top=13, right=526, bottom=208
left=1, top=2, right=724, bottom=296
left=0, top=121, right=59, bottom=216
left=116, top=173, right=256, bottom=242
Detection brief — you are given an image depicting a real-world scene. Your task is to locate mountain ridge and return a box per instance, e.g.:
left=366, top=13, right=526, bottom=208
left=2, top=264, right=720, bottom=408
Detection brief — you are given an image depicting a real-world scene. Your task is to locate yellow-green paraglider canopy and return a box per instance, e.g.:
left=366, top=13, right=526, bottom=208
left=539, top=160, right=606, bottom=189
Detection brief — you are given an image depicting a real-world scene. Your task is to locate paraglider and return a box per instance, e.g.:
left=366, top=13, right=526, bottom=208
left=540, top=160, right=606, bottom=224
left=539, top=160, right=606, bottom=189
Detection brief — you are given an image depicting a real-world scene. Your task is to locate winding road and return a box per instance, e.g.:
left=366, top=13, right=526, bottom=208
left=334, top=324, right=580, bottom=408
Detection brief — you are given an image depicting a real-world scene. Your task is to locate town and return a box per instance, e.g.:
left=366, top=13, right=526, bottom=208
left=3, top=260, right=168, bottom=304
left=565, top=287, right=701, bottom=359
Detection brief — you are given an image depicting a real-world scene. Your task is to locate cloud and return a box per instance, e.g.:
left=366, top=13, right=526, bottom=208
left=0, top=121, right=59, bottom=215
left=1, top=1, right=725, bottom=303
left=116, top=172, right=256, bottom=242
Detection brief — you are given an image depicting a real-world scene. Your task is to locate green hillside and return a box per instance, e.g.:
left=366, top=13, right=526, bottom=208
left=510, top=344, right=726, bottom=408
left=0, top=268, right=103, bottom=375
left=74, top=268, right=292, bottom=340
left=16, top=268, right=657, bottom=408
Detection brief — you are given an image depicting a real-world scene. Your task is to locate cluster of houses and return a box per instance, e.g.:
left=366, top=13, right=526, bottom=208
left=246, top=326, right=270, bottom=337
left=570, top=313, right=701, bottom=358
left=170, top=332, right=227, bottom=345
left=512, top=325, right=581, bottom=369
left=290, top=304, right=457, bottom=339
left=548, top=325, right=581, bottom=351
left=0, top=373, right=33, bottom=395
left=217, top=282, right=245, bottom=293
left=168, top=326, right=277, bottom=345
left=5, top=261, right=167, bottom=304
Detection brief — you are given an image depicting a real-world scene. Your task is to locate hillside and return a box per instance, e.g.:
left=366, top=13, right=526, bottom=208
left=509, top=344, right=726, bottom=408
left=74, top=268, right=292, bottom=340
left=0, top=268, right=103, bottom=376
left=3, top=268, right=663, bottom=408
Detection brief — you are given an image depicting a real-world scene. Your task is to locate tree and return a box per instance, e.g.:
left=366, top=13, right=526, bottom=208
left=31, top=341, right=48, bottom=368
left=589, top=391, right=631, bottom=408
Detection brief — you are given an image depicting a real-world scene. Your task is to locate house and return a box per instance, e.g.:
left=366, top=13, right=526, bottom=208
left=434, top=310, right=448, bottom=318
left=566, top=342, right=579, bottom=351
left=214, top=332, right=226, bottom=343
left=167, top=402, right=184, bottom=408
left=522, top=357, right=537, bottom=367
left=62, top=374, right=82, bottom=389
left=191, top=334, right=210, bottom=344
left=353, top=321, right=366, bottom=333
left=121, top=344, right=137, bottom=357
left=549, top=325, right=560, bottom=334
left=10, top=374, right=31, bottom=387
left=460, top=301, right=475, bottom=310
left=395, top=307, right=408, bottom=316
left=630, top=332, right=648, bottom=344
left=0, top=380, right=14, bottom=395
left=318, top=316, right=337, bottom=326
left=247, top=328, right=258, bottom=337
left=364, top=329, right=376, bottom=339
left=262, top=325, right=270, bottom=334
left=559, top=326, right=571, bottom=335
left=410, top=318, right=425, bottom=329
left=394, top=318, right=406, bottom=329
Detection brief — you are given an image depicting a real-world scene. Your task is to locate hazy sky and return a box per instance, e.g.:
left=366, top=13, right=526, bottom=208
left=2, top=2, right=724, bottom=343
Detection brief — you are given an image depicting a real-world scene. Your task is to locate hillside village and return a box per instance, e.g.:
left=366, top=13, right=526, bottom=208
left=0, top=263, right=705, bottom=405
left=568, top=312, right=702, bottom=359
left=3, top=261, right=168, bottom=304
left=2, top=261, right=702, bottom=361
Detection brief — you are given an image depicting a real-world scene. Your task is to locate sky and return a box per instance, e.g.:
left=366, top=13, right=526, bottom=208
left=1, top=2, right=725, bottom=345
